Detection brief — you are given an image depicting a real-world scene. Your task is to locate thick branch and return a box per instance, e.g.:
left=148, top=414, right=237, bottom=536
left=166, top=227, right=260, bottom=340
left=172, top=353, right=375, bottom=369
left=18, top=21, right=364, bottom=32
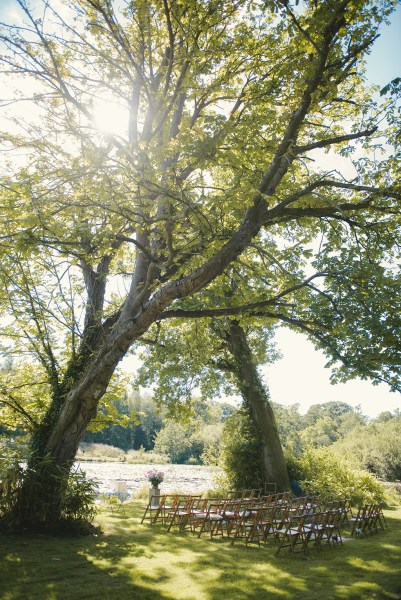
left=258, top=2, right=348, bottom=196
left=295, top=127, right=378, bottom=153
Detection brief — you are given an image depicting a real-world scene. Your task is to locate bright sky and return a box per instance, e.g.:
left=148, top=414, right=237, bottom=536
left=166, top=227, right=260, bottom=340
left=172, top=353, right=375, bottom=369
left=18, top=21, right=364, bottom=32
left=262, top=329, right=400, bottom=418
left=264, top=6, right=401, bottom=419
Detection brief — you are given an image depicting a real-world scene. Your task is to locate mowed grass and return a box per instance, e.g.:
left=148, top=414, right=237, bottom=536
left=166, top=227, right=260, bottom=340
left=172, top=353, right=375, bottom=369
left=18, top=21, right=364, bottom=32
left=1, top=503, right=401, bottom=600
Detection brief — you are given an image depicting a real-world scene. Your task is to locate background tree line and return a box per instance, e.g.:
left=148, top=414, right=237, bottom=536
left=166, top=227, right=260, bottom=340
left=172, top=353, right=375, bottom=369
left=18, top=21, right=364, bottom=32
left=10, top=390, right=394, bottom=483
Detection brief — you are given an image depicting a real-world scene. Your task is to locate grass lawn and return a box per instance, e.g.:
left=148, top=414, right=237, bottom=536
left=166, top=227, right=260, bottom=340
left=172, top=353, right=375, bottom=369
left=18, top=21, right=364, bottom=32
left=0, top=503, right=401, bottom=600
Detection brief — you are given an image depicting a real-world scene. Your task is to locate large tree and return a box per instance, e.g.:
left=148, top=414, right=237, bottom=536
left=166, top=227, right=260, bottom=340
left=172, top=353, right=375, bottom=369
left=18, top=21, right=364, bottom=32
left=0, top=0, right=400, bottom=527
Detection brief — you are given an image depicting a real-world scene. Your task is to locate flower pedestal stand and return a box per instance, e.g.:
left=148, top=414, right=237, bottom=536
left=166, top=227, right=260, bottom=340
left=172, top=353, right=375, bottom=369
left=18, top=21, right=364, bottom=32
left=149, top=486, right=160, bottom=507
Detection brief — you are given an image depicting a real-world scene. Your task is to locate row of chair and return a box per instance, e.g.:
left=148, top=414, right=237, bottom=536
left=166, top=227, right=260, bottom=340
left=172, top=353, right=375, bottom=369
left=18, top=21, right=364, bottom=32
left=350, top=503, right=388, bottom=536
left=274, top=509, right=344, bottom=556
left=141, top=490, right=287, bottom=529
left=141, top=491, right=388, bottom=556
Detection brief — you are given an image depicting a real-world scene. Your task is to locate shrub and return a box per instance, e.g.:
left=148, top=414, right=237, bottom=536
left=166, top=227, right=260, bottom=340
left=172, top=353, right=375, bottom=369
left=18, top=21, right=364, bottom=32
left=0, top=451, right=98, bottom=533
left=218, top=408, right=264, bottom=491
left=0, top=451, right=24, bottom=519
left=289, top=446, right=385, bottom=506
left=60, top=466, right=97, bottom=525
left=153, top=422, right=194, bottom=463
left=332, top=418, right=401, bottom=482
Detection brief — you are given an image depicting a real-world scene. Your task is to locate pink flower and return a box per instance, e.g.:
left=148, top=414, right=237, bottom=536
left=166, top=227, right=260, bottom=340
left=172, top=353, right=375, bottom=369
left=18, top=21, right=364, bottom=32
left=146, top=469, right=164, bottom=486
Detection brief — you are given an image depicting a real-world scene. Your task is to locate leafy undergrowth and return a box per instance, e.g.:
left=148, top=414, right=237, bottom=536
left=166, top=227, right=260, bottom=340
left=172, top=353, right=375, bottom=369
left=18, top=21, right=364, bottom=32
left=0, top=503, right=401, bottom=600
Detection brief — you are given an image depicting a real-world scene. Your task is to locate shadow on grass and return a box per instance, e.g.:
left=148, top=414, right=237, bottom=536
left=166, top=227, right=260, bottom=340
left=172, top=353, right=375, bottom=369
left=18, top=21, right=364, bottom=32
left=1, top=504, right=401, bottom=600
left=0, top=528, right=169, bottom=600
left=90, top=504, right=401, bottom=599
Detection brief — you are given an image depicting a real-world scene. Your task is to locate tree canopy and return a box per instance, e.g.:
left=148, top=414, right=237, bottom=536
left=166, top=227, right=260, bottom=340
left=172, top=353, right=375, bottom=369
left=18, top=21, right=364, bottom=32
left=0, top=0, right=400, bottom=527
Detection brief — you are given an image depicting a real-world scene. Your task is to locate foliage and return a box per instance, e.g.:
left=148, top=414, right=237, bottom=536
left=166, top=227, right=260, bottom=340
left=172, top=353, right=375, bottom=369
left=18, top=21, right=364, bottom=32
left=152, top=399, right=229, bottom=464
left=60, top=466, right=98, bottom=529
left=151, top=421, right=191, bottom=464
left=0, top=452, right=97, bottom=533
left=75, top=399, right=401, bottom=491
left=272, top=402, right=305, bottom=453
left=218, top=407, right=264, bottom=491
left=332, top=412, right=401, bottom=481
left=289, top=446, right=385, bottom=506
left=153, top=420, right=202, bottom=464
left=0, top=359, right=52, bottom=433
left=136, top=318, right=278, bottom=415
left=136, top=317, right=290, bottom=487
left=76, top=442, right=169, bottom=464
left=276, top=404, right=401, bottom=484
left=78, top=442, right=126, bottom=462
left=82, top=390, right=164, bottom=451
left=79, top=399, right=401, bottom=489
left=0, top=448, right=24, bottom=520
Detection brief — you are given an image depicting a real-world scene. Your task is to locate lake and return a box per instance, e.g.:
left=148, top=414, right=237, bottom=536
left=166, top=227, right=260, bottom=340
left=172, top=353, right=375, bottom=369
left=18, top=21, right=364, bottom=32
left=75, top=461, right=220, bottom=495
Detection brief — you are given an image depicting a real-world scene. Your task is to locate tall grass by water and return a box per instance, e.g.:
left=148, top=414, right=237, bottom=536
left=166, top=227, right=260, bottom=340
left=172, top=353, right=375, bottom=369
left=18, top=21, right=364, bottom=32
left=77, top=442, right=169, bottom=464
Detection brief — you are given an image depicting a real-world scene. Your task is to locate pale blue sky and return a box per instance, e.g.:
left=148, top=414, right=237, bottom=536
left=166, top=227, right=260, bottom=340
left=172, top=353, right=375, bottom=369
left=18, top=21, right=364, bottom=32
left=365, top=3, right=401, bottom=86
left=265, top=5, right=401, bottom=419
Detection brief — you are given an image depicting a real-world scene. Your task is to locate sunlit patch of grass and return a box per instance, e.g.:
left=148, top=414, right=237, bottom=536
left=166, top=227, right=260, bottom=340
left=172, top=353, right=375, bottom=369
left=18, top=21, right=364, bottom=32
left=379, top=543, right=401, bottom=552
left=348, top=557, right=397, bottom=573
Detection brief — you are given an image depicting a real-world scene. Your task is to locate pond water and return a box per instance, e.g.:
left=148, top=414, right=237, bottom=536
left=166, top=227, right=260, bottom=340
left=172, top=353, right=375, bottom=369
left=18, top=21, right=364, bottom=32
left=75, top=461, right=220, bottom=496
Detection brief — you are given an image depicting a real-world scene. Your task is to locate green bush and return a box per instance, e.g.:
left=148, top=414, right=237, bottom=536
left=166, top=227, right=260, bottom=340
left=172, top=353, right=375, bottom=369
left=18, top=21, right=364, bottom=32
left=0, top=451, right=24, bottom=519
left=218, top=408, right=264, bottom=491
left=153, top=420, right=220, bottom=464
left=153, top=422, right=195, bottom=463
left=60, top=467, right=97, bottom=525
left=0, top=451, right=98, bottom=533
left=77, top=442, right=170, bottom=464
left=332, top=418, right=401, bottom=481
left=289, top=446, right=385, bottom=505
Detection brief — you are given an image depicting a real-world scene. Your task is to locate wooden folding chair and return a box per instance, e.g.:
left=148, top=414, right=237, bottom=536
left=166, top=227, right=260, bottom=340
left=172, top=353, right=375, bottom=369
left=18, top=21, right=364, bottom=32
left=193, top=500, right=225, bottom=539
left=259, top=505, right=277, bottom=541
left=350, top=505, right=370, bottom=537
left=141, top=494, right=166, bottom=524
left=219, top=499, right=242, bottom=536
left=303, top=508, right=340, bottom=552
left=364, top=503, right=387, bottom=535
left=338, top=498, right=352, bottom=527
left=166, top=495, right=194, bottom=532
left=288, top=496, right=308, bottom=517
left=270, top=503, right=290, bottom=536
left=275, top=491, right=293, bottom=506
left=230, top=502, right=267, bottom=546
left=373, top=502, right=388, bottom=531
left=325, top=509, right=343, bottom=546
left=274, top=514, right=308, bottom=557
left=303, top=511, right=326, bottom=551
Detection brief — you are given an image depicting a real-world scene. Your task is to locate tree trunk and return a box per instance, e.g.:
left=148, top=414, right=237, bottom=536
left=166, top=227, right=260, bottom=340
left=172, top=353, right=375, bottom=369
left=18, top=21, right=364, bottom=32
left=224, top=321, right=291, bottom=493
left=9, top=388, right=86, bottom=529
left=9, top=197, right=266, bottom=528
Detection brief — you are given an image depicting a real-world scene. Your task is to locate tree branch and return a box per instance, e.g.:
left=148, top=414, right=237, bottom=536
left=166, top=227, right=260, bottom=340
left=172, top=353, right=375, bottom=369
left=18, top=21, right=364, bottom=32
left=295, top=127, right=378, bottom=154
